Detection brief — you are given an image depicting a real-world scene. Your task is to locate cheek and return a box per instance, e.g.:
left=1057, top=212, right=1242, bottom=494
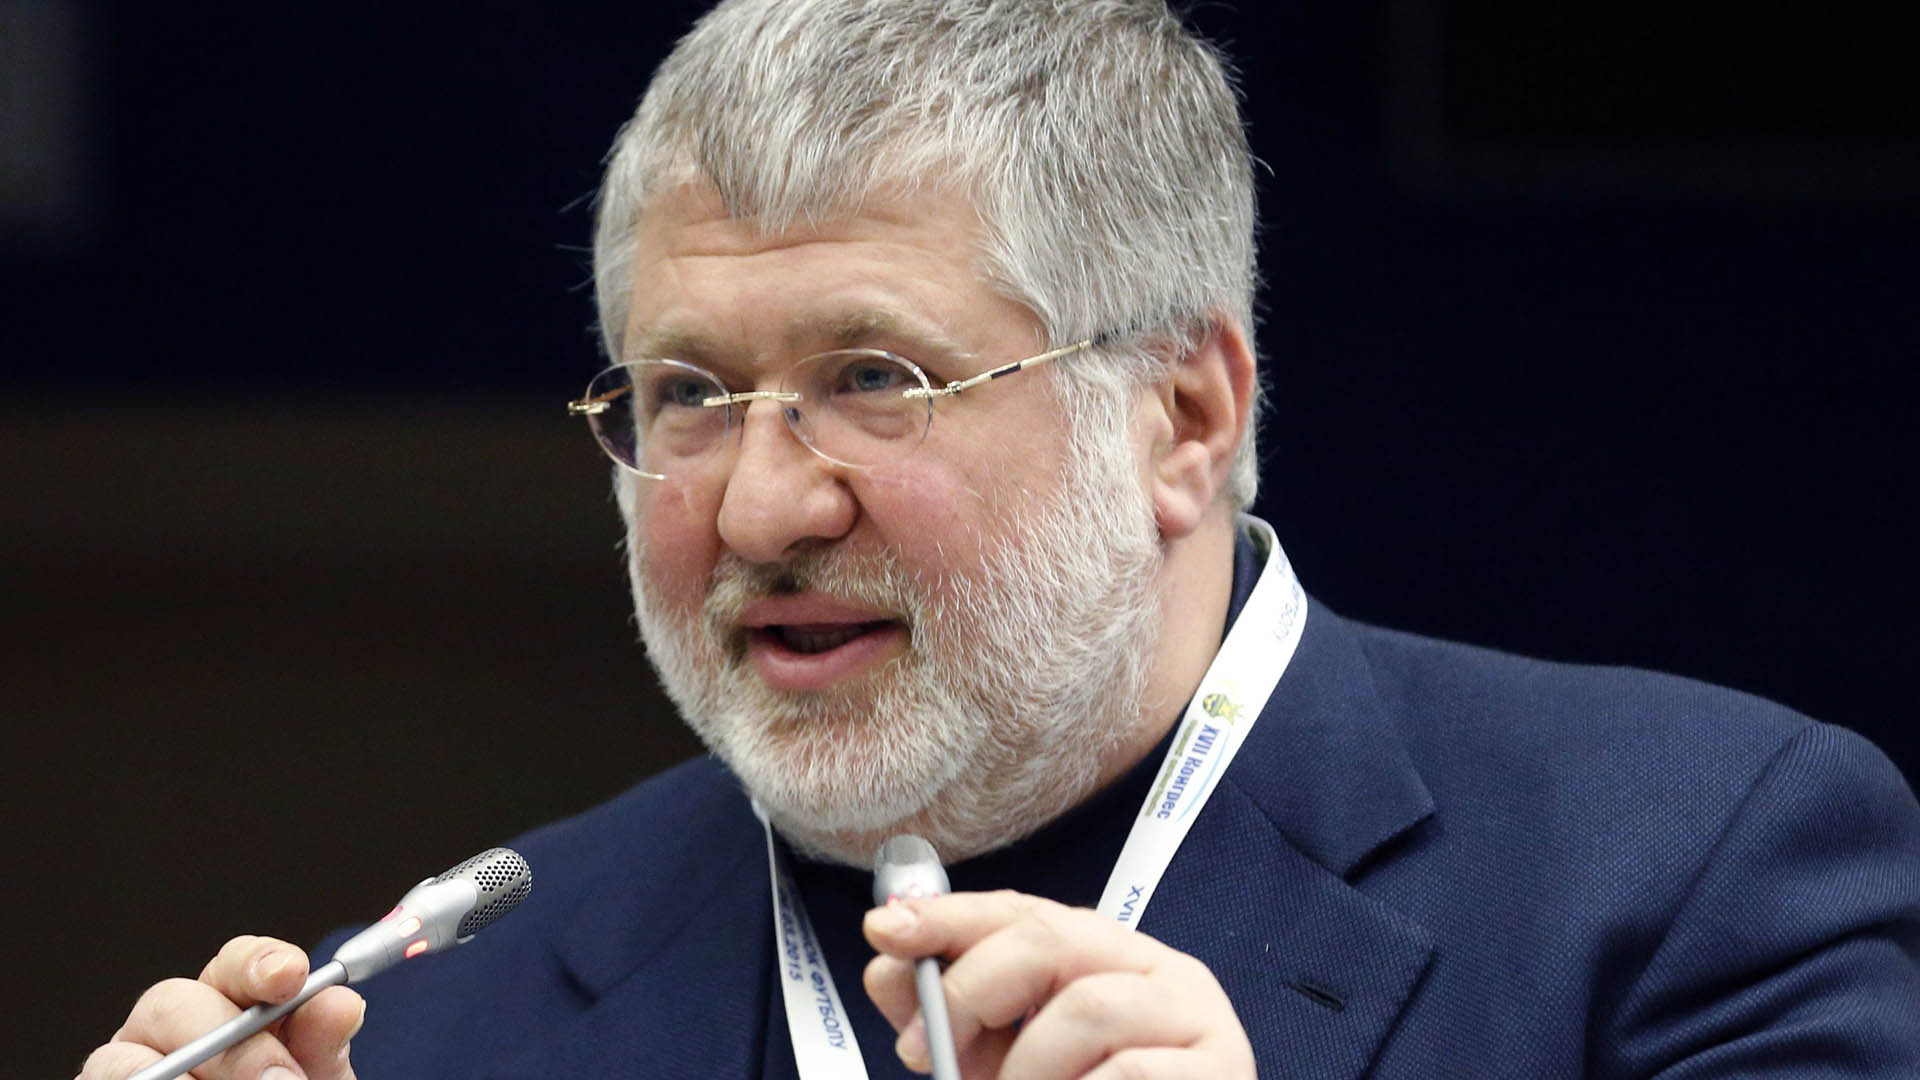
left=852, top=452, right=1035, bottom=571
left=629, top=478, right=722, bottom=603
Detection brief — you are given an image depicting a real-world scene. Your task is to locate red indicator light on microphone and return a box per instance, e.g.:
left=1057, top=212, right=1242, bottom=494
left=397, top=916, right=421, bottom=936
left=380, top=905, right=403, bottom=922
left=404, top=939, right=431, bottom=959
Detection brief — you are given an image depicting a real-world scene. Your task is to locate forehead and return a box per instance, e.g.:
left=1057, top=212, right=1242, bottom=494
left=621, top=182, right=1039, bottom=360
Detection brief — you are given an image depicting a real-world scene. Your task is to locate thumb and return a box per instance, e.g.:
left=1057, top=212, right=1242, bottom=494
left=278, top=986, right=364, bottom=1080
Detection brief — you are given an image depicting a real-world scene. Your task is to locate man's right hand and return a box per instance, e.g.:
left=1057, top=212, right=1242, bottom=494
left=77, top=935, right=364, bottom=1080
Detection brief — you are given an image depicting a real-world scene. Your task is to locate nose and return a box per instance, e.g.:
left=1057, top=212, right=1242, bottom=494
left=714, top=398, right=858, bottom=563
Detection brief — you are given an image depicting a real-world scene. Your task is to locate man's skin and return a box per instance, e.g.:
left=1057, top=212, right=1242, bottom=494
left=80, top=185, right=1262, bottom=1080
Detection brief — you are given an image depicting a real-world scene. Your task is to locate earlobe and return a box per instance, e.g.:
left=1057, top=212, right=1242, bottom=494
left=1149, top=317, right=1256, bottom=541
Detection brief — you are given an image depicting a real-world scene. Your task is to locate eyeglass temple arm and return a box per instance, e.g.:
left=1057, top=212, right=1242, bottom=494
left=567, top=385, right=629, bottom=416
left=904, top=338, right=1098, bottom=400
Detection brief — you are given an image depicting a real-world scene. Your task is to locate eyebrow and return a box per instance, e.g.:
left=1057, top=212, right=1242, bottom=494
left=626, top=310, right=981, bottom=368
left=624, top=326, right=731, bottom=365
left=805, top=311, right=972, bottom=361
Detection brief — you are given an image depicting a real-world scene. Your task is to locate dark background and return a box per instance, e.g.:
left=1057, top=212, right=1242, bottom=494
left=5, top=3, right=1915, bottom=1076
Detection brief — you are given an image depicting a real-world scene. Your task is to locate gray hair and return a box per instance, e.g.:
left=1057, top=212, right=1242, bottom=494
left=593, top=0, right=1263, bottom=507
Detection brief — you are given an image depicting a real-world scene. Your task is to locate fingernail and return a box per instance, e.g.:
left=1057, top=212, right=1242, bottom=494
left=896, top=1015, right=928, bottom=1069
left=868, top=903, right=918, bottom=936
left=261, top=1066, right=303, bottom=1080
left=252, top=950, right=290, bottom=983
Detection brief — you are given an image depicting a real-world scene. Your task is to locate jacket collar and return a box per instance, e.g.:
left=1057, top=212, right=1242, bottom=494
left=554, top=763, right=768, bottom=998
left=1146, top=600, right=1438, bottom=1078
left=1230, top=598, right=1435, bottom=877
left=518, top=765, right=772, bottom=1078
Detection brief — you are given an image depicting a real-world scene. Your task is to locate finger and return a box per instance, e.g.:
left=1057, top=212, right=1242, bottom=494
left=867, top=952, right=1015, bottom=1080
left=1082, top=1046, right=1217, bottom=1080
left=200, top=1028, right=315, bottom=1080
left=76, top=1039, right=162, bottom=1080
left=865, top=893, right=1195, bottom=1077
left=956, top=1027, right=1013, bottom=1080
left=112, top=977, right=306, bottom=1080
left=1013, top=959, right=1254, bottom=1080
left=932, top=907, right=1162, bottom=1052
left=867, top=892, right=1167, bottom=974
left=866, top=890, right=1062, bottom=962
left=861, top=952, right=920, bottom=1031
left=893, top=1013, right=1014, bottom=1080
left=278, top=986, right=365, bottom=1080
left=200, top=935, right=312, bottom=1007
left=998, top=970, right=1200, bottom=1080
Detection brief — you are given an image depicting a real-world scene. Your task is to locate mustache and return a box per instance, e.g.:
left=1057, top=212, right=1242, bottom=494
left=702, top=545, right=932, bottom=633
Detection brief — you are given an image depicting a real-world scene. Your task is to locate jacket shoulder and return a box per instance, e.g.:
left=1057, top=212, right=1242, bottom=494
left=1347, top=618, right=1821, bottom=799
left=1329, top=615, right=1920, bottom=1074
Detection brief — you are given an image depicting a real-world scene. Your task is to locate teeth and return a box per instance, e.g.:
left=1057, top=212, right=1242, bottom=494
left=778, top=625, right=867, bottom=654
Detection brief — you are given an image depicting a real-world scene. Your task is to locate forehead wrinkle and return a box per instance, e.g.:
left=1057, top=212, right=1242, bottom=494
left=784, top=309, right=980, bottom=364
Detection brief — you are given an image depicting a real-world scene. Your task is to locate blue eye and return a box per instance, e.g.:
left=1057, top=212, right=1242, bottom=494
left=836, top=359, right=909, bottom=394
left=652, top=376, right=711, bottom=409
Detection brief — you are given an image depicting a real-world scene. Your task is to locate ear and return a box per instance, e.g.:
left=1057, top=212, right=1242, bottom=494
left=1146, top=317, right=1256, bottom=540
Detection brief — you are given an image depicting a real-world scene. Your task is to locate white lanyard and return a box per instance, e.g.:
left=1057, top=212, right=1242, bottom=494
left=758, top=801, right=872, bottom=1078
left=760, top=516, right=1307, bottom=1080
left=1094, top=515, right=1305, bottom=921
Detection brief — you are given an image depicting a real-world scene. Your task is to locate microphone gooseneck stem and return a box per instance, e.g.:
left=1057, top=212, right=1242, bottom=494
left=914, top=955, right=961, bottom=1080
left=126, top=959, right=349, bottom=1080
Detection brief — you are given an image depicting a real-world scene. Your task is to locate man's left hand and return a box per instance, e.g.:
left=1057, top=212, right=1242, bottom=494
left=862, top=889, right=1256, bottom=1079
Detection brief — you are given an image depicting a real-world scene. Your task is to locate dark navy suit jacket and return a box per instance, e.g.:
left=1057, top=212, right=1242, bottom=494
left=332, top=602, right=1920, bottom=1077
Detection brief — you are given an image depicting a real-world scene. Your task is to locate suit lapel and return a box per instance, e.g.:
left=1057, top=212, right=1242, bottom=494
left=1144, top=603, right=1438, bottom=1079
left=493, top=775, right=774, bottom=1079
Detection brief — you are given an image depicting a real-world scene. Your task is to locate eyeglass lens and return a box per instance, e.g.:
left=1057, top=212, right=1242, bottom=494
left=583, top=350, right=934, bottom=477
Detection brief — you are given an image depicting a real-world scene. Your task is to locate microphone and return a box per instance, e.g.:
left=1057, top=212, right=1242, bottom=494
left=873, top=835, right=960, bottom=1080
left=129, top=847, right=532, bottom=1080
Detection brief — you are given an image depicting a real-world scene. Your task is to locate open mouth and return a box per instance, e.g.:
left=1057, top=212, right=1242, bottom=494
left=755, top=621, right=899, bottom=655
left=742, top=617, right=910, bottom=692
left=737, top=594, right=912, bottom=691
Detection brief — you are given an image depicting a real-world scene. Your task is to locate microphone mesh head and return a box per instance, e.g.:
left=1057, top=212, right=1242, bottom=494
left=874, top=834, right=939, bottom=872
left=436, top=847, right=533, bottom=938
left=872, top=834, right=948, bottom=905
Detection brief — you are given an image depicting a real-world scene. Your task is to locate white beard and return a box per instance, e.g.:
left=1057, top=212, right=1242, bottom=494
left=625, top=407, right=1165, bottom=866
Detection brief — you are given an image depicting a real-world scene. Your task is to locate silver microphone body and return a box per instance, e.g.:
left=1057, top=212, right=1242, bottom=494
left=874, top=835, right=961, bottom=1080
left=127, top=847, right=532, bottom=1080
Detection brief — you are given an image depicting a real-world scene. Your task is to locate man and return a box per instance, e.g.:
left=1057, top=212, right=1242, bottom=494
left=83, top=1, right=1920, bottom=1078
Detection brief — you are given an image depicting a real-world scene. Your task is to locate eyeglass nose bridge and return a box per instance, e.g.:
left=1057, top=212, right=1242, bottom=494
left=702, top=386, right=846, bottom=470
left=700, top=389, right=802, bottom=408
